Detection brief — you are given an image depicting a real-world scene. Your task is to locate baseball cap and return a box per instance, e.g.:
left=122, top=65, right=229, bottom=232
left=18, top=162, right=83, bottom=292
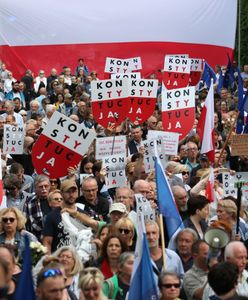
left=60, top=180, right=77, bottom=192
left=109, top=203, right=127, bottom=214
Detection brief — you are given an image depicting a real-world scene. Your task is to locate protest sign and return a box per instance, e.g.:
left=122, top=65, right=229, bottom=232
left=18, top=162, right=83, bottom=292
left=147, top=130, right=179, bottom=156
left=3, top=125, right=24, bottom=154
left=105, top=57, right=142, bottom=74
left=128, top=79, right=159, bottom=123
left=162, top=86, right=195, bottom=140
left=91, top=78, right=130, bottom=127
left=111, top=72, right=141, bottom=79
left=163, top=56, right=191, bottom=89
left=135, top=193, right=156, bottom=221
left=143, top=139, right=167, bottom=173
left=95, top=135, right=127, bottom=159
left=103, top=155, right=127, bottom=189
left=230, top=134, right=248, bottom=156
left=223, top=172, right=248, bottom=201
left=189, top=58, right=203, bottom=86
left=32, top=111, right=96, bottom=178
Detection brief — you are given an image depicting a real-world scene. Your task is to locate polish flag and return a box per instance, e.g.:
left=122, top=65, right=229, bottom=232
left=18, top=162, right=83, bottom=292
left=197, top=80, right=215, bottom=164
left=0, top=0, right=237, bottom=78
left=205, top=166, right=216, bottom=202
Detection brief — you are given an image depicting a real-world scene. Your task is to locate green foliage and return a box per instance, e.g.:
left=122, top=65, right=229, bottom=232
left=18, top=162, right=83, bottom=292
left=235, top=0, right=248, bottom=68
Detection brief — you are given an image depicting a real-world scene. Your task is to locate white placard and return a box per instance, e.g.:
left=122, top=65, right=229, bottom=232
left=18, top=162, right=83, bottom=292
left=103, top=155, right=127, bottom=189
left=135, top=193, right=156, bottom=221
left=143, top=139, right=167, bottom=173
left=95, top=136, right=127, bottom=159
left=147, top=130, right=179, bottom=156
left=105, top=57, right=142, bottom=74
left=190, top=58, right=203, bottom=71
left=91, top=78, right=129, bottom=101
left=3, top=125, right=24, bottom=154
left=129, top=79, right=158, bottom=98
left=162, top=86, right=195, bottom=111
left=111, top=72, right=141, bottom=79
left=42, top=111, right=96, bottom=156
left=164, top=56, right=191, bottom=73
left=222, top=172, right=248, bottom=201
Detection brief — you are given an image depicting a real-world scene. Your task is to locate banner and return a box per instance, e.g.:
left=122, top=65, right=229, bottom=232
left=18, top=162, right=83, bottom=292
left=162, top=86, right=195, bottom=140
left=3, top=125, right=24, bottom=154
left=105, top=57, right=142, bottom=74
left=95, top=135, right=127, bottom=159
left=103, top=155, right=127, bottom=188
left=91, top=78, right=130, bottom=127
left=31, top=111, right=96, bottom=177
left=0, top=0, right=237, bottom=79
left=128, top=79, right=158, bottom=123
left=223, top=172, right=248, bottom=201
left=163, top=56, right=191, bottom=89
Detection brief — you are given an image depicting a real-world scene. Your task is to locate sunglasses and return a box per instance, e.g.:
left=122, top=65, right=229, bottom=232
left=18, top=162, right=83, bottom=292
left=43, top=269, right=62, bottom=279
left=50, top=180, right=58, bottom=184
left=119, top=228, right=131, bottom=234
left=51, top=197, right=63, bottom=202
left=81, top=268, right=99, bottom=276
left=2, top=217, right=16, bottom=223
left=161, top=283, right=180, bottom=289
left=182, top=171, right=189, bottom=175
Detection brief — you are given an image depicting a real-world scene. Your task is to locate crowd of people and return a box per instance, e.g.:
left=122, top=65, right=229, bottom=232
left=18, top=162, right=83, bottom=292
left=0, top=58, right=248, bottom=300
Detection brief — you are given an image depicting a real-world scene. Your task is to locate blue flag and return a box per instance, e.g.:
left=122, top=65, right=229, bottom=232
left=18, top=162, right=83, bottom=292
left=216, top=70, right=223, bottom=94
left=128, top=214, right=159, bottom=300
left=236, top=70, right=248, bottom=134
left=201, top=61, right=217, bottom=89
left=223, top=54, right=235, bottom=89
left=13, top=235, right=36, bottom=300
left=155, top=157, right=184, bottom=245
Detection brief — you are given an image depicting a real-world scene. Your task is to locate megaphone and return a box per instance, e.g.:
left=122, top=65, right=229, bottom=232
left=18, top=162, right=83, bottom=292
left=204, top=228, right=230, bottom=259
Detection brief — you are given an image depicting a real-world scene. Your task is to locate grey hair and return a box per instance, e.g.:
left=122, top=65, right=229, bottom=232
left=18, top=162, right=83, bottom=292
left=34, top=175, right=50, bottom=187
left=224, top=241, right=247, bottom=261
left=118, top=252, right=134, bottom=269
left=175, top=228, right=198, bottom=244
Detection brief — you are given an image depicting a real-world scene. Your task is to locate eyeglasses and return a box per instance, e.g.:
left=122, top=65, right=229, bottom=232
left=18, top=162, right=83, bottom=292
left=182, top=171, right=189, bottom=175
left=161, top=283, right=180, bottom=289
left=119, top=228, right=131, bottom=234
left=2, top=217, right=16, bottom=223
left=51, top=197, right=63, bottom=202
left=21, top=114, right=27, bottom=117
left=59, top=254, right=74, bottom=260
left=42, top=269, right=62, bottom=279
left=187, top=148, right=198, bottom=151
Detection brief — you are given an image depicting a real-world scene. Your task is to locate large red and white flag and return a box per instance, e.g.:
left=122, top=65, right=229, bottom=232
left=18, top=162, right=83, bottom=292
left=197, top=81, right=215, bottom=164
left=0, top=0, right=237, bottom=78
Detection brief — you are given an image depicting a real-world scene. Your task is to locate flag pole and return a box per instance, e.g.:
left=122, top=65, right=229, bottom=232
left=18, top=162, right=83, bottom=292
left=159, top=214, right=167, bottom=271
left=216, top=112, right=239, bottom=167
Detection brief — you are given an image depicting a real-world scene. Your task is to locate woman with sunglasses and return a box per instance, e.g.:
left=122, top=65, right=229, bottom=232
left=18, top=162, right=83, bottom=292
left=0, top=207, right=37, bottom=254
left=115, top=218, right=136, bottom=251
left=173, top=164, right=191, bottom=192
left=49, top=178, right=61, bottom=192
left=158, top=272, right=182, bottom=300
left=103, top=252, right=134, bottom=300
left=79, top=267, right=107, bottom=300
